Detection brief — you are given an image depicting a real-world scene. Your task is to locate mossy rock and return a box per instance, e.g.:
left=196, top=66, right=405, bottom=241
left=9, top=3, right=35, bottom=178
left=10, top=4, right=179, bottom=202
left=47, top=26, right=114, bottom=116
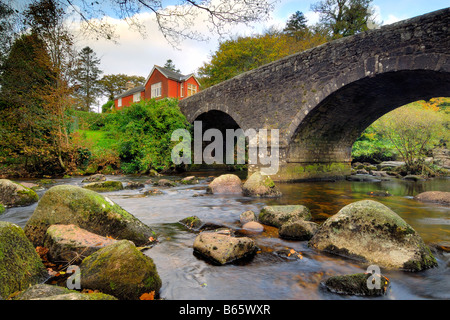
left=0, top=221, right=48, bottom=299
left=24, top=185, right=156, bottom=247
left=13, top=284, right=117, bottom=300
left=309, top=200, right=437, bottom=271
left=323, top=273, right=390, bottom=296
left=82, top=180, right=123, bottom=192
left=278, top=219, right=319, bottom=241
left=82, top=174, right=106, bottom=183
left=242, top=172, right=282, bottom=198
left=0, top=204, right=5, bottom=215
left=0, top=179, right=39, bottom=207
left=179, top=216, right=204, bottom=230
left=80, top=240, right=161, bottom=300
left=259, top=205, right=312, bottom=228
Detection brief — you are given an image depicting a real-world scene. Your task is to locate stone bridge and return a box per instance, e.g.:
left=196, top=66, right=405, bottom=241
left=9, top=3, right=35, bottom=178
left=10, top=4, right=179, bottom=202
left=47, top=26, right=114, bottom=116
left=179, top=8, right=450, bottom=181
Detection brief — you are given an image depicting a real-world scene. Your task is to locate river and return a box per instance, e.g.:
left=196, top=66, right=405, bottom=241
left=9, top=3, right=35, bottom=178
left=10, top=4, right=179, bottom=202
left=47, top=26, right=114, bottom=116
left=1, top=173, right=449, bottom=300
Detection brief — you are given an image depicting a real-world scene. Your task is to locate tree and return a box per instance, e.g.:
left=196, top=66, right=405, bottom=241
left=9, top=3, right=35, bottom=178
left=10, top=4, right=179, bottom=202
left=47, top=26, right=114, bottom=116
left=73, top=46, right=103, bottom=111
left=99, top=74, right=145, bottom=101
left=164, top=59, right=180, bottom=73
left=0, top=0, right=19, bottom=64
left=311, top=0, right=375, bottom=38
left=284, top=11, right=308, bottom=35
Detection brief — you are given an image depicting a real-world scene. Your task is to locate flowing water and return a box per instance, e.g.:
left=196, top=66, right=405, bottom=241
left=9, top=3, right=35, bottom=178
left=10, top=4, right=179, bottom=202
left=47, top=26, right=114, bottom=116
left=1, top=173, right=449, bottom=300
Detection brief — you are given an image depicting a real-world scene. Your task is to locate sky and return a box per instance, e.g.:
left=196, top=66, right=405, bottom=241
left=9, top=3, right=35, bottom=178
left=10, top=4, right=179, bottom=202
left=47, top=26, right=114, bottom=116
left=69, top=0, right=449, bottom=101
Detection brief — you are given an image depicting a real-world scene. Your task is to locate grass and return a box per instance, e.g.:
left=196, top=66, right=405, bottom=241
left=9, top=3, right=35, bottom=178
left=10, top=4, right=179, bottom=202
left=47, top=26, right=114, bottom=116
left=76, top=129, right=119, bottom=152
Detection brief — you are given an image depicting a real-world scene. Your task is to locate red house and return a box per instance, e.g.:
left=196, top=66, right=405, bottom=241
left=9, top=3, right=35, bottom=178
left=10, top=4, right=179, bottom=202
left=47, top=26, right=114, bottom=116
left=114, top=65, right=200, bottom=109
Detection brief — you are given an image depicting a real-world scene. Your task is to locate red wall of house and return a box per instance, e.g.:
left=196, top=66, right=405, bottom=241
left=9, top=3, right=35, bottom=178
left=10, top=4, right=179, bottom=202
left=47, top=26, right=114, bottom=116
left=114, top=91, right=144, bottom=110
left=183, top=76, right=199, bottom=98
left=144, top=69, right=168, bottom=100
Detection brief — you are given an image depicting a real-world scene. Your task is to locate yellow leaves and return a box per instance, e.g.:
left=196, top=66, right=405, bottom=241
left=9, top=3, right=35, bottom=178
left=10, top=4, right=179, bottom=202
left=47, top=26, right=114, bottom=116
left=139, top=291, right=155, bottom=300
left=286, top=248, right=303, bottom=259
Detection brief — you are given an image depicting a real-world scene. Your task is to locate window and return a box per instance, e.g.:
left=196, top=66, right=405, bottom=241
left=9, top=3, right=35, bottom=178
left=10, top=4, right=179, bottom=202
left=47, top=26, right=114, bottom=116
left=151, top=82, right=162, bottom=98
left=187, top=83, right=197, bottom=96
left=118, top=98, right=122, bottom=107
left=180, top=83, right=184, bottom=97
left=133, top=92, right=141, bottom=102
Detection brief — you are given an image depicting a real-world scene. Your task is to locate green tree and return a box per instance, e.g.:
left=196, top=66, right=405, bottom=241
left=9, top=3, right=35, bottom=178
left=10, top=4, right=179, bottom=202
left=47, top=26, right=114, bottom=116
left=73, top=46, right=103, bottom=111
left=99, top=74, right=145, bottom=101
left=164, top=59, right=180, bottom=73
left=311, top=0, right=375, bottom=38
left=284, top=11, right=308, bottom=35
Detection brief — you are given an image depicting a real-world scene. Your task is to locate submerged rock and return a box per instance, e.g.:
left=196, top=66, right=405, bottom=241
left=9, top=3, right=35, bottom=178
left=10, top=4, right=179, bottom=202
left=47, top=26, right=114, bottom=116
left=323, top=273, right=390, bottom=296
left=80, top=240, right=161, bottom=300
left=193, top=231, right=256, bottom=265
left=309, top=200, right=437, bottom=271
left=0, top=221, right=48, bottom=299
left=43, top=224, right=117, bottom=264
left=24, top=185, right=156, bottom=247
left=0, top=179, right=39, bottom=207
left=82, top=180, right=123, bottom=192
left=242, top=172, right=282, bottom=198
left=414, top=191, right=450, bottom=206
left=206, top=174, right=243, bottom=194
left=259, top=205, right=312, bottom=228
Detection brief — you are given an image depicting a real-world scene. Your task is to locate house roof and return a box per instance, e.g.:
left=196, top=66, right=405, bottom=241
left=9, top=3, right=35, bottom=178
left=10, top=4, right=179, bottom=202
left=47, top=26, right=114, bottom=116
left=144, top=65, right=200, bottom=87
left=115, top=85, right=144, bottom=99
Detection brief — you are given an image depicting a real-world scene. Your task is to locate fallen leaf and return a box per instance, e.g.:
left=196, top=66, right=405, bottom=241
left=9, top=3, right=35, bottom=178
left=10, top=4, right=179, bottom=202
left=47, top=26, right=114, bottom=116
left=140, top=291, right=155, bottom=300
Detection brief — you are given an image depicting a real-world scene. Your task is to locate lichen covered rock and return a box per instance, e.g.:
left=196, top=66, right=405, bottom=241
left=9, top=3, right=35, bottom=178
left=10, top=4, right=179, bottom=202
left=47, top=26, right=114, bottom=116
left=309, top=200, right=437, bottom=271
left=278, top=219, right=319, bottom=241
left=0, top=179, right=39, bottom=207
left=323, top=273, right=390, bottom=296
left=14, top=284, right=117, bottom=300
left=259, top=205, right=312, bottom=228
left=24, top=185, right=156, bottom=247
left=80, top=240, right=161, bottom=300
left=414, top=191, right=450, bottom=206
left=179, top=216, right=204, bottom=230
left=0, top=221, right=47, bottom=299
left=242, top=172, right=282, bottom=198
left=82, top=180, right=123, bottom=192
left=82, top=174, right=106, bottom=183
left=193, top=231, right=256, bottom=265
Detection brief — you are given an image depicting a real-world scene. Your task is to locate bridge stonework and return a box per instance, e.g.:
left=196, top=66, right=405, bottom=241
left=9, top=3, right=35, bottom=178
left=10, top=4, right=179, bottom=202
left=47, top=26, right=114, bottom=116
left=179, top=8, right=450, bottom=181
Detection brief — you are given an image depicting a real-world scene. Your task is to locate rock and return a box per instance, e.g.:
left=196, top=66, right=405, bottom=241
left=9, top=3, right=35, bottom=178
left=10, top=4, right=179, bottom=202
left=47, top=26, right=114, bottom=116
left=242, top=221, right=264, bottom=233
left=156, top=179, right=177, bottom=187
left=278, top=219, right=319, bottom=241
left=179, top=216, right=204, bottom=230
left=403, top=175, right=425, bottom=181
left=370, top=171, right=390, bottom=177
left=24, top=185, right=156, bottom=247
left=356, top=169, right=368, bottom=174
left=414, top=191, right=450, bottom=206
left=379, top=161, right=405, bottom=168
left=82, top=180, right=124, bottom=192
left=433, top=148, right=450, bottom=169
left=124, top=181, right=145, bottom=189
left=259, top=205, right=312, bottom=228
left=82, top=174, right=106, bottom=183
left=0, top=221, right=48, bottom=299
left=149, top=169, right=161, bottom=177
left=43, top=224, right=117, bottom=264
left=193, top=231, right=256, bottom=265
left=180, top=176, right=198, bottom=184
left=323, top=273, right=390, bottom=296
left=206, top=174, right=243, bottom=194
left=80, top=240, right=161, bottom=300
left=239, top=210, right=258, bottom=224
left=242, top=172, right=282, bottom=198
left=0, top=179, right=39, bottom=207
left=143, top=189, right=163, bottom=196
left=309, top=200, right=437, bottom=271
left=14, top=284, right=117, bottom=300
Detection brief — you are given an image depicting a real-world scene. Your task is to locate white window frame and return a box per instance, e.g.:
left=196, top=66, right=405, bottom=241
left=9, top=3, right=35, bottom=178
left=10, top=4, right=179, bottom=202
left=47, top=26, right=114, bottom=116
left=133, top=92, right=141, bottom=102
left=187, top=83, right=197, bottom=96
left=118, top=98, right=122, bottom=107
left=151, top=82, right=162, bottom=98
left=180, top=83, right=184, bottom=97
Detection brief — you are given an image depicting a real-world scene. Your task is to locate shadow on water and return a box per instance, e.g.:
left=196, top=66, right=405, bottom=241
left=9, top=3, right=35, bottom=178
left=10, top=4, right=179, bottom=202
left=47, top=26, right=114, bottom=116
left=1, top=174, right=449, bottom=300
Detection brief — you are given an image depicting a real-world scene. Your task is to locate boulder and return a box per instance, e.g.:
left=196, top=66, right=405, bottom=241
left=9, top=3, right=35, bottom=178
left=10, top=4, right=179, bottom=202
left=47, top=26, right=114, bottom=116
left=179, top=216, right=204, bottom=230
left=239, top=210, right=258, bottom=224
left=403, top=175, right=425, bottom=181
left=180, top=176, right=198, bottom=184
left=82, top=180, right=123, bottom=192
left=24, top=185, right=156, bottom=247
left=259, top=205, right=312, bottom=228
left=155, top=179, right=177, bottom=187
left=206, top=174, right=243, bottom=194
left=43, top=224, right=117, bottom=264
left=0, top=221, right=48, bottom=299
left=242, top=172, right=282, bottom=198
left=242, top=221, right=264, bottom=233
left=124, top=181, right=145, bottom=190
left=143, top=189, right=163, bottom=196
left=414, top=191, right=450, bottom=206
left=82, top=174, right=106, bottom=183
left=14, top=284, right=117, bottom=300
left=0, top=179, right=39, bottom=207
left=379, top=161, right=405, bottom=168
left=80, top=240, right=161, bottom=300
left=309, top=200, right=437, bottom=271
left=278, top=219, right=319, bottom=241
left=323, top=273, right=390, bottom=296
left=193, top=231, right=256, bottom=265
